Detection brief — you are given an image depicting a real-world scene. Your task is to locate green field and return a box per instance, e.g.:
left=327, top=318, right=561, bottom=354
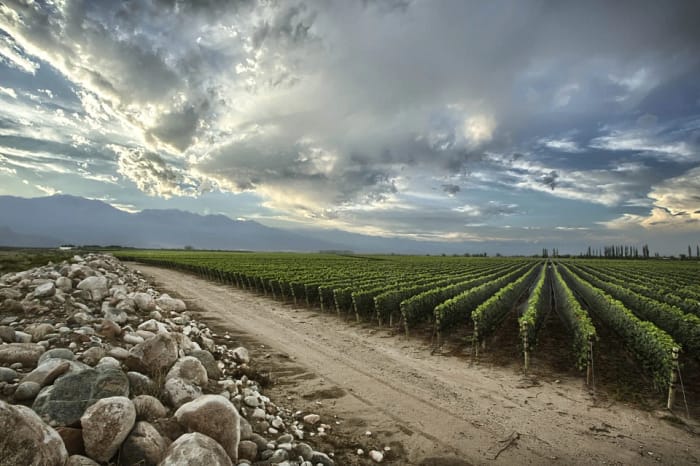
left=0, top=248, right=76, bottom=275
left=114, top=250, right=700, bottom=393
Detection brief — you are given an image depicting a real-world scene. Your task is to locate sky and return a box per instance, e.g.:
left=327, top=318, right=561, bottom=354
left=0, top=0, right=699, bottom=255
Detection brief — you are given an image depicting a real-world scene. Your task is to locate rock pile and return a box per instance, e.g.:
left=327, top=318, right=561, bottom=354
left=0, top=253, right=335, bottom=466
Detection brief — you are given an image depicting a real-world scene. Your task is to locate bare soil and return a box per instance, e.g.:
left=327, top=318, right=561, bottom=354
left=130, top=263, right=699, bottom=465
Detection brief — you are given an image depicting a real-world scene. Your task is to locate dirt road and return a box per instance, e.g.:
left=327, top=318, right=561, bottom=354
left=130, top=263, right=699, bottom=465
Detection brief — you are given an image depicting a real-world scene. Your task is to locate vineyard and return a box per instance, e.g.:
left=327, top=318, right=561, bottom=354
left=115, top=250, right=700, bottom=407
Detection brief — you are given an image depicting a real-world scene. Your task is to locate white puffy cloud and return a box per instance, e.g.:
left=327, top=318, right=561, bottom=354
left=590, top=130, right=696, bottom=162
left=35, top=184, right=61, bottom=196
left=539, top=138, right=582, bottom=153
left=112, top=145, right=201, bottom=199
left=0, top=85, right=16, bottom=98
left=0, top=32, right=39, bottom=73
left=453, top=201, right=518, bottom=218
left=601, top=166, right=700, bottom=230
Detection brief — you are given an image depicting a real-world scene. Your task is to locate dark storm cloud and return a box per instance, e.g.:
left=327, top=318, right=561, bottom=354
left=540, top=171, right=559, bottom=191
left=441, top=184, right=461, bottom=196
left=147, top=105, right=205, bottom=152
left=251, top=4, right=317, bottom=49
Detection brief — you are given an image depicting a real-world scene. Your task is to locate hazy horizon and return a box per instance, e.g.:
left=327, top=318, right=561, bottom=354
left=0, top=1, right=699, bottom=253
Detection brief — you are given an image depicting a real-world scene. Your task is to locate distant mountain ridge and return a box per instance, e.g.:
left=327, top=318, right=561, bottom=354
left=0, top=195, right=544, bottom=254
left=0, top=195, right=345, bottom=251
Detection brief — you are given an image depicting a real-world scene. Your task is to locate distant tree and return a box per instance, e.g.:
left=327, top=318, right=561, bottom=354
left=689, top=245, right=693, bottom=259
left=697, top=244, right=699, bottom=259
left=184, top=245, right=194, bottom=250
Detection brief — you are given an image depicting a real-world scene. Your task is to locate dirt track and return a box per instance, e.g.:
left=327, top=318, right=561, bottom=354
left=130, top=263, right=699, bottom=465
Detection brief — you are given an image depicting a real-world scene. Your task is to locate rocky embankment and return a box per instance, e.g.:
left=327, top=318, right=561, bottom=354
left=0, top=254, right=336, bottom=466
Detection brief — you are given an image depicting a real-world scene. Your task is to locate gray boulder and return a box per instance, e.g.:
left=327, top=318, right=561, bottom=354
left=127, top=371, right=156, bottom=396
left=134, top=292, right=156, bottom=311
left=0, top=367, right=18, bottom=382
left=120, top=421, right=169, bottom=466
left=32, top=366, right=129, bottom=427
left=66, top=455, right=100, bottom=466
left=164, top=377, right=202, bottom=408
left=34, top=281, right=56, bottom=298
left=174, top=395, right=241, bottom=462
left=0, top=343, right=45, bottom=367
left=158, top=432, right=233, bottom=466
left=14, top=381, right=42, bottom=401
left=103, top=306, right=128, bottom=325
left=189, top=349, right=222, bottom=379
left=166, top=356, right=208, bottom=386
left=56, top=276, right=73, bottom=292
left=133, top=394, right=168, bottom=422
left=0, top=400, right=68, bottom=466
left=77, top=276, right=109, bottom=301
left=80, top=347, right=106, bottom=366
left=39, top=348, right=76, bottom=364
left=125, top=333, right=179, bottom=376
left=156, top=294, right=186, bottom=312
left=0, top=325, right=16, bottom=343
left=81, top=396, right=136, bottom=463
left=25, top=323, right=56, bottom=341
left=231, top=347, right=250, bottom=364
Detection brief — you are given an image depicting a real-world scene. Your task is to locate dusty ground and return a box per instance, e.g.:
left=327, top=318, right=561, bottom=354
left=129, top=263, right=699, bottom=466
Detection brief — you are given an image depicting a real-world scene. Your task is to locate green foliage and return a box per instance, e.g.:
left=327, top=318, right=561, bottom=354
left=559, top=264, right=677, bottom=390
left=551, top=264, right=596, bottom=370
left=0, top=249, right=75, bottom=274
left=569, top=264, right=700, bottom=358
left=374, top=263, right=515, bottom=325
left=399, top=263, right=529, bottom=329
left=471, top=264, right=540, bottom=343
left=518, top=265, right=548, bottom=350
left=434, top=263, right=540, bottom=332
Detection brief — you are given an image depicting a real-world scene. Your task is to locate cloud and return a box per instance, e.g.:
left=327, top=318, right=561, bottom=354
left=35, top=184, right=60, bottom=196
left=453, top=201, right=518, bottom=218
left=539, top=170, right=559, bottom=190
left=0, top=0, right=699, bottom=246
left=601, top=166, right=700, bottom=230
left=0, top=32, right=39, bottom=74
left=147, top=105, right=203, bottom=152
left=478, top=152, right=660, bottom=208
left=590, top=130, right=696, bottom=162
left=112, top=145, right=200, bottom=199
left=441, top=184, right=460, bottom=196
left=539, top=138, right=582, bottom=153
left=648, top=166, right=700, bottom=216
left=0, top=86, right=17, bottom=98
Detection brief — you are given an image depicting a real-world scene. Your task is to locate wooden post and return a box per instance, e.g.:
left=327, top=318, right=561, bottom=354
left=586, top=336, right=594, bottom=386
left=667, top=347, right=680, bottom=410
left=522, top=322, right=529, bottom=371
left=473, top=323, right=479, bottom=358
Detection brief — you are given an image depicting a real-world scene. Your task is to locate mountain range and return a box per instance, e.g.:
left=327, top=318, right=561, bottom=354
left=0, top=194, right=531, bottom=254
left=0, top=195, right=348, bottom=251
